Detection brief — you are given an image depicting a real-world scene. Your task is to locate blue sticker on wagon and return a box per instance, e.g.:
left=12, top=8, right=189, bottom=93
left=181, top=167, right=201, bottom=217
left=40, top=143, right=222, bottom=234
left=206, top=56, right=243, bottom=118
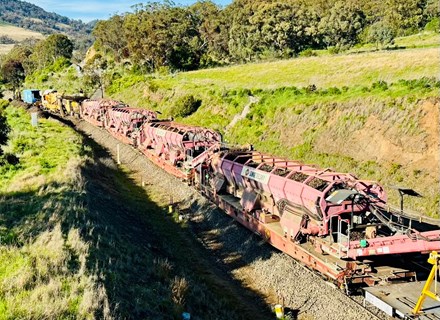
left=241, top=166, right=270, bottom=184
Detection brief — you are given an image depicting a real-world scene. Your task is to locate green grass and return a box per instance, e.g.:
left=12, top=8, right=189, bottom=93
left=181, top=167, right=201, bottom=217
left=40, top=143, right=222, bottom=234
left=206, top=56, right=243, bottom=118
left=148, top=47, right=439, bottom=90
left=0, top=107, right=83, bottom=192
left=394, top=31, right=440, bottom=48
left=348, top=31, right=439, bottom=53
left=0, top=104, right=103, bottom=319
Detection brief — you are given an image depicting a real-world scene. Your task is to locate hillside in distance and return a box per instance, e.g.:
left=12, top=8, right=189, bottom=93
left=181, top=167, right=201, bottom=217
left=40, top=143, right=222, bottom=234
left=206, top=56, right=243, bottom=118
left=0, top=23, right=44, bottom=54
left=0, top=0, right=93, bottom=38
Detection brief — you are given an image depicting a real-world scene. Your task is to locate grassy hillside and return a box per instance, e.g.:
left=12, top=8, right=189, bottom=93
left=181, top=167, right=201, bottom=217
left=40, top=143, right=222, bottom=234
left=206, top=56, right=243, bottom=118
left=0, top=24, right=44, bottom=42
left=0, top=0, right=92, bottom=37
left=105, top=47, right=439, bottom=217
left=147, top=47, right=438, bottom=90
left=349, top=31, right=439, bottom=53
left=0, top=104, right=104, bottom=318
left=0, top=24, right=44, bottom=54
left=0, top=102, right=273, bottom=319
left=391, top=31, right=439, bottom=49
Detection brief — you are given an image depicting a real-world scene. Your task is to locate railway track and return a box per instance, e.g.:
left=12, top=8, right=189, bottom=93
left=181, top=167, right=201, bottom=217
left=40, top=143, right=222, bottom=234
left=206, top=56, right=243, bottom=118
left=295, top=259, right=388, bottom=319
left=349, top=295, right=384, bottom=319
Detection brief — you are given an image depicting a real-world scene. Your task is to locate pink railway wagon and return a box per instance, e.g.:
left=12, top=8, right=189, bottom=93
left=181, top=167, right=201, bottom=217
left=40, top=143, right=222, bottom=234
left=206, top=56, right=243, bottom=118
left=105, top=107, right=157, bottom=145
left=136, top=121, right=222, bottom=180
left=81, top=99, right=123, bottom=127
left=33, top=86, right=440, bottom=309
left=195, top=150, right=440, bottom=289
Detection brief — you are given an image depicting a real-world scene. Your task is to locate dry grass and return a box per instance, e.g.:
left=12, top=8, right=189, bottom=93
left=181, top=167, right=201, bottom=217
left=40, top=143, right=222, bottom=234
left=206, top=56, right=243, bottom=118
left=0, top=25, right=44, bottom=55
left=0, top=25, right=44, bottom=42
left=154, top=257, right=173, bottom=281
left=0, top=224, right=108, bottom=320
left=171, top=276, right=189, bottom=306
left=0, top=44, right=15, bottom=55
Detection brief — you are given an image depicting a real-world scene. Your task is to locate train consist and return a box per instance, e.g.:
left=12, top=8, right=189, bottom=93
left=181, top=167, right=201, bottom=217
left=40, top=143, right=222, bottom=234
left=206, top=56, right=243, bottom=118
left=25, top=90, right=440, bottom=295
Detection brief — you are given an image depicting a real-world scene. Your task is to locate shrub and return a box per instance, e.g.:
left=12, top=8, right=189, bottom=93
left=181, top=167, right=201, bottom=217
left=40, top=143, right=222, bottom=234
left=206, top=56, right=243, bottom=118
left=367, top=21, right=396, bottom=49
left=0, top=99, right=9, bottom=111
left=0, top=35, right=15, bottom=44
left=425, top=17, right=440, bottom=32
left=389, top=162, right=402, bottom=175
left=371, top=81, right=388, bottom=91
left=328, top=46, right=340, bottom=55
left=171, top=276, right=188, bottom=306
left=299, top=48, right=317, bottom=57
left=304, top=84, right=317, bottom=94
left=398, top=77, right=440, bottom=90
left=147, top=81, right=159, bottom=93
left=154, top=258, right=173, bottom=282
left=327, top=87, right=342, bottom=95
left=3, top=153, right=19, bottom=165
left=171, top=95, right=202, bottom=118
left=236, top=88, right=251, bottom=97
left=52, top=57, right=71, bottom=73
left=38, top=74, right=49, bottom=83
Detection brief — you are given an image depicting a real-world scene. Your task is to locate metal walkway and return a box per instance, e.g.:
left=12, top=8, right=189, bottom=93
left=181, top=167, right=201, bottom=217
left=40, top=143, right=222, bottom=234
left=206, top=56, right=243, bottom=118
left=364, top=281, right=440, bottom=319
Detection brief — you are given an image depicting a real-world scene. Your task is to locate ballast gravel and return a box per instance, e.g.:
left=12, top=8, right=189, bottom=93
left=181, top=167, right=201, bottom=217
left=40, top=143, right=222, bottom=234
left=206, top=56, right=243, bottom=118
left=73, top=118, right=389, bottom=320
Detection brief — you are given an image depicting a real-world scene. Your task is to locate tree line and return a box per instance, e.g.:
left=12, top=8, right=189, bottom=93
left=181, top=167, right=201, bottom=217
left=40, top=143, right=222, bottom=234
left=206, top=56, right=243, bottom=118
left=93, top=0, right=438, bottom=71
left=0, top=0, right=438, bottom=95
left=0, top=34, right=73, bottom=96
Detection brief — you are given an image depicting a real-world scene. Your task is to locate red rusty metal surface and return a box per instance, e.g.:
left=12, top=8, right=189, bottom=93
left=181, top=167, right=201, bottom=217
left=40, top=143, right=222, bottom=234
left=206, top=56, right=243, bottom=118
left=81, top=99, right=123, bottom=127
left=138, top=121, right=221, bottom=166
left=105, top=107, right=157, bottom=144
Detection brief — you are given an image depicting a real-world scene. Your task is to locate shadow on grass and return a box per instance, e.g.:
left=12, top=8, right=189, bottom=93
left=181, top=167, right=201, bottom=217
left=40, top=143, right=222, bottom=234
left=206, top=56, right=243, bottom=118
left=0, top=114, right=278, bottom=319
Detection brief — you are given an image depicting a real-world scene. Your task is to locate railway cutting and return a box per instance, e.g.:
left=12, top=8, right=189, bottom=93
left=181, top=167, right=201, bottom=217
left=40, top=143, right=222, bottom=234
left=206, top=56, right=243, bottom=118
left=18, top=90, right=440, bottom=319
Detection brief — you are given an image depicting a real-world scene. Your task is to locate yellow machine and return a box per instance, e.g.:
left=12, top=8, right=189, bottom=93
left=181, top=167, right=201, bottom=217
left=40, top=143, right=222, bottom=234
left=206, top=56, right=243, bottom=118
left=42, top=90, right=62, bottom=114
left=42, top=91, right=86, bottom=117
left=62, top=96, right=86, bottom=117
left=413, top=251, right=440, bottom=315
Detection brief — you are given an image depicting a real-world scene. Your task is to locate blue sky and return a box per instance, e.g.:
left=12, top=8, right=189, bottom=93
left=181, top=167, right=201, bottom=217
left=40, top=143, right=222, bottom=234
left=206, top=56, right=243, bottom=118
left=25, top=0, right=232, bottom=22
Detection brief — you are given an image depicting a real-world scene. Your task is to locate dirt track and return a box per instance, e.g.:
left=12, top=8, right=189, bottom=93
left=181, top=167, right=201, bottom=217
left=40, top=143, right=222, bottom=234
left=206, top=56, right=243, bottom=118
left=70, top=117, right=389, bottom=320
